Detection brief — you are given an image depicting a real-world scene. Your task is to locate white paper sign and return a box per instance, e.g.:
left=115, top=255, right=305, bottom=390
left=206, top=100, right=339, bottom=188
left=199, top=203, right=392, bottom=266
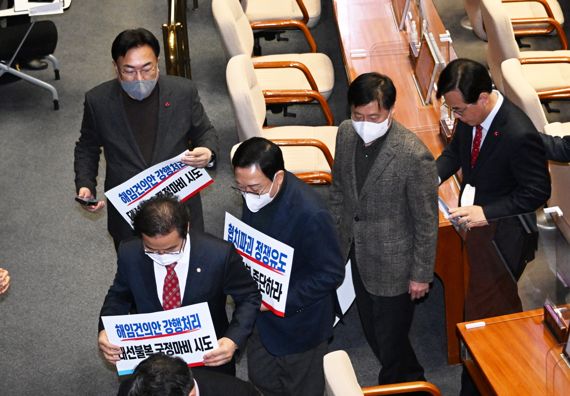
left=102, top=303, right=218, bottom=376
left=223, top=212, right=293, bottom=317
left=334, top=260, right=356, bottom=326
left=105, top=152, right=213, bottom=228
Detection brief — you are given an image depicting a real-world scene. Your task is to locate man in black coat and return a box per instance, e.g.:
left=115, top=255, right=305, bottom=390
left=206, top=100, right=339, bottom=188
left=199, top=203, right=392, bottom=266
left=74, top=28, right=218, bottom=250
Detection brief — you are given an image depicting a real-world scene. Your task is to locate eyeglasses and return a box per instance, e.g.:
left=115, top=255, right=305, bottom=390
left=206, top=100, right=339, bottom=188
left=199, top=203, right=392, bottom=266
left=443, top=102, right=473, bottom=117
left=144, top=238, right=186, bottom=255
left=231, top=183, right=271, bottom=199
left=119, top=64, right=157, bottom=80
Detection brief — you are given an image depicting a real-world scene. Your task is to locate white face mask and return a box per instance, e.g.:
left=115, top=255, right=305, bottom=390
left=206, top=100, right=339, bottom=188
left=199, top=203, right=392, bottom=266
left=243, top=178, right=276, bottom=213
left=145, top=234, right=188, bottom=267
left=351, top=116, right=391, bottom=144
left=120, top=74, right=158, bottom=101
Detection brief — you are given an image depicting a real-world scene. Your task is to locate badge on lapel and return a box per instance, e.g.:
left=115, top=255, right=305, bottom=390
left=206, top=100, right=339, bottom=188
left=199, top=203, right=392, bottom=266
left=164, top=101, right=171, bottom=108
left=493, top=131, right=499, bottom=137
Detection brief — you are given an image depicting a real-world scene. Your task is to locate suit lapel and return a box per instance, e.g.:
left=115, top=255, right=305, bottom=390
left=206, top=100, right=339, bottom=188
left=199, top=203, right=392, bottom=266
left=471, top=106, right=505, bottom=179
left=110, top=82, right=148, bottom=168
left=140, top=254, right=162, bottom=310
left=151, top=79, right=174, bottom=164
left=182, top=237, right=201, bottom=306
left=359, top=126, right=399, bottom=199
left=346, top=131, right=359, bottom=201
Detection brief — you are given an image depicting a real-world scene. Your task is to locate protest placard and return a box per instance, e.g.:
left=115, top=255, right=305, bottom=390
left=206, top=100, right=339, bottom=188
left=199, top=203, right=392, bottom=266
left=223, top=212, right=293, bottom=317
left=102, top=303, right=218, bottom=376
left=105, top=152, right=213, bottom=228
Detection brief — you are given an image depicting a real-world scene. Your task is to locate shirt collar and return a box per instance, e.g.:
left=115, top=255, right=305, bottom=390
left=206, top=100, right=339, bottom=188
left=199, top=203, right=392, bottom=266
left=479, top=90, right=503, bottom=131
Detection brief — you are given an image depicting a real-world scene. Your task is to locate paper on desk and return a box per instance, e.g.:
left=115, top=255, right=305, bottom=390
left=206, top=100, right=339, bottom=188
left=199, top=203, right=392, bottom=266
left=461, top=184, right=476, bottom=207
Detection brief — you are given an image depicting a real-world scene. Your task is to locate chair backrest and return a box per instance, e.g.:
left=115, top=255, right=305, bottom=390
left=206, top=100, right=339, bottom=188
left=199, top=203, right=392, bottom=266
left=323, top=350, right=364, bottom=396
left=226, top=54, right=267, bottom=141
left=481, top=0, right=520, bottom=92
left=501, top=58, right=548, bottom=132
left=0, top=21, right=57, bottom=61
left=212, top=0, right=254, bottom=59
left=463, top=0, right=486, bottom=40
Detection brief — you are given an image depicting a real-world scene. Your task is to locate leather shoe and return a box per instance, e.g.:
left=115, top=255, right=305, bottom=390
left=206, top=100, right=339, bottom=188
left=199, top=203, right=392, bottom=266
left=22, top=59, right=48, bottom=70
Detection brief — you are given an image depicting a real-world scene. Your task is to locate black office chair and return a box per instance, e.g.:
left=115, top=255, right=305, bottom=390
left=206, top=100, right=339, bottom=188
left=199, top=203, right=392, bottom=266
left=0, top=20, right=61, bottom=110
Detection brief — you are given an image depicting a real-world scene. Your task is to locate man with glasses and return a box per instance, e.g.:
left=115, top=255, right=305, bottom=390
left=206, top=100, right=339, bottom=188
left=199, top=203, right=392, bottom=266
left=97, top=195, right=261, bottom=376
left=436, top=58, right=550, bottom=396
left=231, top=137, right=344, bottom=396
left=74, top=28, right=218, bottom=250
left=329, top=72, right=438, bottom=387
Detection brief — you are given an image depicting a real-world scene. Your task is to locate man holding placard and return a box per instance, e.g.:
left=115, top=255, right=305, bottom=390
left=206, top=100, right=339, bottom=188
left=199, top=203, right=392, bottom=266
left=231, top=137, right=345, bottom=396
left=97, top=195, right=260, bottom=376
left=74, top=28, right=218, bottom=250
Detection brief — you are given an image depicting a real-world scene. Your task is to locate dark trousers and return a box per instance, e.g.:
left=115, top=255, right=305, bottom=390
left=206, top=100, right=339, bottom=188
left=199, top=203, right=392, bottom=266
left=350, top=257, right=425, bottom=385
left=247, top=327, right=327, bottom=396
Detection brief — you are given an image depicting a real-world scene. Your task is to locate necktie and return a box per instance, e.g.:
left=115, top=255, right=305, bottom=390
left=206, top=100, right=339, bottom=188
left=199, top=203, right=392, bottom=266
left=471, top=125, right=483, bottom=168
left=162, top=262, right=181, bottom=310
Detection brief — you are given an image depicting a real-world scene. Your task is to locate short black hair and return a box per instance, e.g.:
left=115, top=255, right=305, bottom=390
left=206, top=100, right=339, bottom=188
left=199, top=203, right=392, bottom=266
left=111, top=28, right=160, bottom=61
left=132, top=195, right=189, bottom=238
left=232, top=137, right=285, bottom=180
left=436, top=58, right=493, bottom=103
left=127, top=353, right=194, bottom=396
left=347, top=72, right=397, bottom=110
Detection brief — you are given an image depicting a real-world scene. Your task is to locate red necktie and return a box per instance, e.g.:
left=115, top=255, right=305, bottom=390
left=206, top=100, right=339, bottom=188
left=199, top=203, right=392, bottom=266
left=162, top=262, right=181, bottom=310
left=471, top=125, right=483, bottom=168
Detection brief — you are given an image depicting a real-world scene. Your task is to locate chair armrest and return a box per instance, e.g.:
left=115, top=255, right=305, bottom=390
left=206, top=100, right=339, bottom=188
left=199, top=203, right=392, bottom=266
left=362, top=380, right=442, bottom=396
left=268, top=138, right=333, bottom=184
left=511, top=17, right=568, bottom=49
left=250, top=19, right=317, bottom=52
left=270, top=138, right=334, bottom=167
left=519, top=56, right=570, bottom=64
left=503, top=0, right=555, bottom=19
left=253, top=60, right=319, bottom=91
left=263, top=89, right=334, bottom=126
left=295, top=0, right=310, bottom=24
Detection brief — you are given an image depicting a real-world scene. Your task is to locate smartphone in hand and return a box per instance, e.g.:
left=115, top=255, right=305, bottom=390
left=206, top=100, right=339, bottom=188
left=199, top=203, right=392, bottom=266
left=75, top=196, right=99, bottom=206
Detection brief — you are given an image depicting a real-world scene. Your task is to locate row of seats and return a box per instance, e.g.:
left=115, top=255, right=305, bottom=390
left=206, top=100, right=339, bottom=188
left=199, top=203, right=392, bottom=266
left=212, top=0, right=338, bottom=184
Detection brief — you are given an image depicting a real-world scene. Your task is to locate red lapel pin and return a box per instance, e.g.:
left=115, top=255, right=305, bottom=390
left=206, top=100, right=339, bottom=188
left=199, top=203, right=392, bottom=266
left=164, top=101, right=171, bottom=108
left=494, top=131, right=499, bottom=137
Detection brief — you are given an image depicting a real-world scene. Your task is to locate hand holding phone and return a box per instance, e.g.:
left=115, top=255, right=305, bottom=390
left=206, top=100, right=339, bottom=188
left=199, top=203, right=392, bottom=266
left=75, top=196, right=99, bottom=206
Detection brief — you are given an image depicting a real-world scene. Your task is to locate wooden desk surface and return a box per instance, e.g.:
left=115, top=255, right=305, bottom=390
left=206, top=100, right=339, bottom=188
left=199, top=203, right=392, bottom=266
left=458, top=309, right=567, bottom=395
left=332, top=0, right=464, bottom=363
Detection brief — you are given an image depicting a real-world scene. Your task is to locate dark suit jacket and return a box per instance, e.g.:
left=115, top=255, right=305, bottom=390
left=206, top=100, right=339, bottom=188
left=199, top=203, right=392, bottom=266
left=241, top=172, right=345, bottom=356
left=437, top=97, right=551, bottom=279
left=98, top=230, right=261, bottom=351
left=117, top=368, right=260, bottom=396
left=329, top=120, right=439, bottom=297
left=436, top=97, right=551, bottom=220
left=540, top=133, right=570, bottom=163
left=74, top=76, right=218, bottom=241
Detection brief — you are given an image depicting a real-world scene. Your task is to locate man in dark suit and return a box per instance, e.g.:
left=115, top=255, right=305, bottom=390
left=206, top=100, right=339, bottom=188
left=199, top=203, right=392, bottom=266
left=435, top=58, right=551, bottom=396
left=98, top=196, right=261, bottom=376
left=74, top=28, right=218, bottom=250
left=436, top=58, right=551, bottom=320
left=232, top=138, right=345, bottom=396
left=117, top=353, right=260, bottom=396
left=329, top=73, right=438, bottom=386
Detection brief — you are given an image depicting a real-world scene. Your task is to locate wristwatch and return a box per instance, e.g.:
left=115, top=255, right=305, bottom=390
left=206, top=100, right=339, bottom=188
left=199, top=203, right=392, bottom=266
left=207, top=151, right=216, bottom=168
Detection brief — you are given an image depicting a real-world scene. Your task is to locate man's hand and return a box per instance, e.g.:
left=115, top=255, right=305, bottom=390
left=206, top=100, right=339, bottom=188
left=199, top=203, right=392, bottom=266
left=77, top=187, right=105, bottom=212
left=181, top=147, right=212, bottom=168
left=203, top=337, right=237, bottom=366
left=98, top=330, right=121, bottom=364
left=0, top=268, right=10, bottom=295
left=449, top=205, right=488, bottom=228
left=409, top=280, right=429, bottom=300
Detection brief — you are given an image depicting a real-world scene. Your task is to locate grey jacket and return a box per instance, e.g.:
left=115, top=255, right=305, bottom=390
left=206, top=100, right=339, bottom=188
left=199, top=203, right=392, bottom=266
left=329, top=120, right=438, bottom=296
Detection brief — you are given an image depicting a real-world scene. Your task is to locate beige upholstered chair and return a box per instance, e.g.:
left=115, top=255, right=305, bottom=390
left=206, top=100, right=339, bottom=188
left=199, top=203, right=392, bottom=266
left=213, top=0, right=334, bottom=123
left=242, top=0, right=322, bottom=29
left=323, top=350, right=442, bottom=396
left=227, top=54, right=337, bottom=184
left=481, top=0, right=570, bottom=97
left=501, top=58, right=570, bottom=240
left=464, top=0, right=566, bottom=43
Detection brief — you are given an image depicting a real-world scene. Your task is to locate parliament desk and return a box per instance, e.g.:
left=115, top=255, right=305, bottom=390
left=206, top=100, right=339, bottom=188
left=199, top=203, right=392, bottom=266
left=458, top=309, right=570, bottom=395
left=332, top=0, right=465, bottom=364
